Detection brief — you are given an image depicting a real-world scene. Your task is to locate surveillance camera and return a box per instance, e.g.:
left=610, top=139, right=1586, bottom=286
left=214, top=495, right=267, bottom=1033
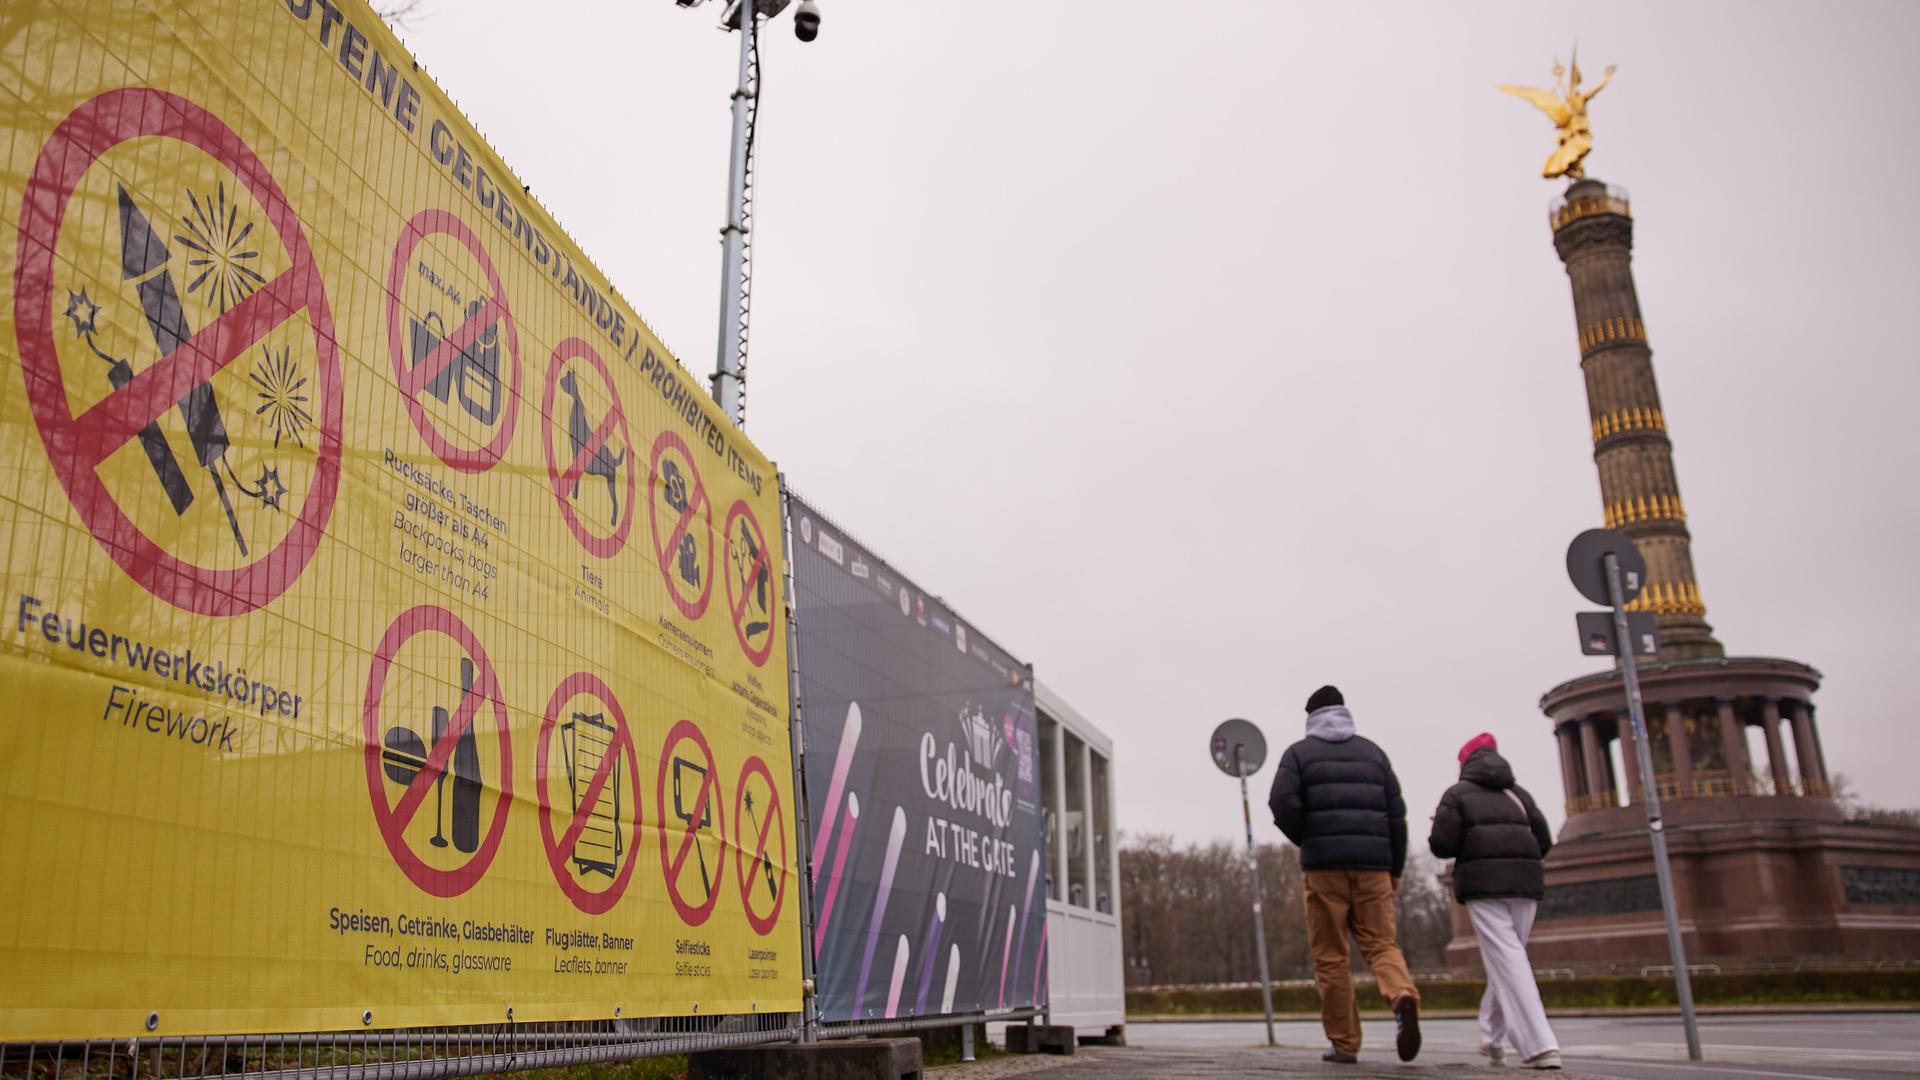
left=794, top=0, right=820, bottom=41
left=675, top=0, right=707, bottom=7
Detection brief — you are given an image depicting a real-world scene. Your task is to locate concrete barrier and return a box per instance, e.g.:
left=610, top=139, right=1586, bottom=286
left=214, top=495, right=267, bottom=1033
left=689, top=1038, right=923, bottom=1080
left=1005, top=1024, right=1076, bottom=1055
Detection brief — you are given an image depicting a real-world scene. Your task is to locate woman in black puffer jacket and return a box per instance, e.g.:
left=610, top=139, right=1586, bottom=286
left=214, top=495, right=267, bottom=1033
left=1429, top=733, right=1563, bottom=1070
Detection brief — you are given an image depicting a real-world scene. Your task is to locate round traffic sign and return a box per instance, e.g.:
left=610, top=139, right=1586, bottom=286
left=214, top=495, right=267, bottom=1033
left=1209, top=718, right=1267, bottom=777
left=1566, top=527, right=1647, bottom=607
left=14, top=88, right=343, bottom=617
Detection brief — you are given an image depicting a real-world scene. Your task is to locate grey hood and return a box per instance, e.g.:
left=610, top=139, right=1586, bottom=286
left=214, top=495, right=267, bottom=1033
left=1305, top=704, right=1355, bottom=742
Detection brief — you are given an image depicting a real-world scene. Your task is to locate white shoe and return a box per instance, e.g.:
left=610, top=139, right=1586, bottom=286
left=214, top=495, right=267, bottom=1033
left=1480, top=1043, right=1506, bottom=1066
left=1522, top=1050, right=1562, bottom=1070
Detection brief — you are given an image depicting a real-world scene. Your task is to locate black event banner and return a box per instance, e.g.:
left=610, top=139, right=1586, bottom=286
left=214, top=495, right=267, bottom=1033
left=788, top=495, right=1046, bottom=1022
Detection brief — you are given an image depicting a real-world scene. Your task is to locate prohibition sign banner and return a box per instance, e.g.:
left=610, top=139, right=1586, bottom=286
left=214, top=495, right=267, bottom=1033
left=12, top=88, right=343, bottom=617
left=541, top=339, right=634, bottom=559
left=723, top=500, right=778, bottom=667
left=733, top=755, right=788, bottom=936
left=656, top=719, right=727, bottom=927
left=647, top=431, right=715, bottom=620
left=538, top=672, right=642, bottom=915
left=385, top=208, right=522, bottom=474
left=362, top=605, right=513, bottom=899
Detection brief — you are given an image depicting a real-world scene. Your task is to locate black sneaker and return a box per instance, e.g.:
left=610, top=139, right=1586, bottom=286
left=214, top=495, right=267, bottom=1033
left=1322, top=1047, right=1358, bottom=1064
left=1393, top=995, right=1422, bottom=1062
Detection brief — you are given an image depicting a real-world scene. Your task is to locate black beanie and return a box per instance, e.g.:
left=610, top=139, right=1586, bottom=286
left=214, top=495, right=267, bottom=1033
left=1306, top=685, right=1344, bottom=713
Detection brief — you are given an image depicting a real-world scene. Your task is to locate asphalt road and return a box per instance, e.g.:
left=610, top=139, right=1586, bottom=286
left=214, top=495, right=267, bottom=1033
left=1118, top=1013, right=1920, bottom=1079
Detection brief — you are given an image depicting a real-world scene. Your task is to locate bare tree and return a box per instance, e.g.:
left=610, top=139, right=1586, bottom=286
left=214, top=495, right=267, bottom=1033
left=1122, top=833, right=1453, bottom=986
left=1394, top=852, right=1454, bottom=972
left=1832, top=774, right=1920, bottom=827
left=1120, top=832, right=1312, bottom=987
left=375, top=0, right=430, bottom=29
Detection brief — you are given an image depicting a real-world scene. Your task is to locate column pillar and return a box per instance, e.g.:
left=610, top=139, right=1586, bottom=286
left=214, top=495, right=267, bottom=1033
left=1078, top=737, right=1097, bottom=909
left=1557, top=724, right=1584, bottom=813
left=1050, top=718, right=1069, bottom=902
left=1580, top=715, right=1610, bottom=809
left=1616, top=714, right=1643, bottom=804
left=1789, top=699, right=1820, bottom=791
left=1760, top=697, right=1792, bottom=796
left=1716, top=697, right=1749, bottom=796
left=1802, top=702, right=1830, bottom=795
left=1664, top=703, right=1694, bottom=799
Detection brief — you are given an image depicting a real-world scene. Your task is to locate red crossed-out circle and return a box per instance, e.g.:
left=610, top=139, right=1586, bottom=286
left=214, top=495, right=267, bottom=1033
left=385, top=209, right=522, bottom=474
left=541, top=339, right=634, bottom=558
left=13, top=88, right=343, bottom=617
left=537, top=672, right=643, bottom=915
left=361, top=606, right=513, bottom=898
left=656, top=719, right=727, bottom=927
left=647, top=431, right=715, bottom=619
left=723, top=500, right=778, bottom=668
left=733, top=755, right=788, bottom=936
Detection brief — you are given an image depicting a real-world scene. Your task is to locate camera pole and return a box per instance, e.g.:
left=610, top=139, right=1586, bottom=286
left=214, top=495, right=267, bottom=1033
left=1604, top=551, right=1702, bottom=1062
left=710, top=0, right=754, bottom=425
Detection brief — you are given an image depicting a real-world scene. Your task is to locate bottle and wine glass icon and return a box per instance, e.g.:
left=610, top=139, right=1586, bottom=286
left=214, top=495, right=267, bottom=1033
left=380, top=658, right=483, bottom=853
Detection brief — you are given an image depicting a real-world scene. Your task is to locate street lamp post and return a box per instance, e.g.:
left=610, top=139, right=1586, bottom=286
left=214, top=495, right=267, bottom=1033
left=675, top=0, right=822, bottom=426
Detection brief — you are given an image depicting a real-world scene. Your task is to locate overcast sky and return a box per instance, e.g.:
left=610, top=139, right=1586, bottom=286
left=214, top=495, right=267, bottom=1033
left=398, top=1, right=1920, bottom=848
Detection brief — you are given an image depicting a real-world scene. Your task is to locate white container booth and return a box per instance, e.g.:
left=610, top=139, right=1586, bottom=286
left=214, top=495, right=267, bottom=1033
left=1032, top=679, right=1126, bottom=1042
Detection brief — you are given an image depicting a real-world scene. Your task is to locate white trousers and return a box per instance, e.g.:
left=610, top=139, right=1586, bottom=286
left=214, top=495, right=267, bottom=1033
left=1467, top=897, right=1558, bottom=1061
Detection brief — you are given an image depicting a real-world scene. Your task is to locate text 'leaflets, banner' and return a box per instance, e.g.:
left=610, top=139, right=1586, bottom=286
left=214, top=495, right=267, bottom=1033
left=0, top=0, right=796, bottom=1040
left=788, top=495, right=1047, bottom=1023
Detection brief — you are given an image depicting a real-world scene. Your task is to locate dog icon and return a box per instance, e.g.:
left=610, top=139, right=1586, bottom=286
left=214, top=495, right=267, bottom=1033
left=558, top=368, right=625, bottom=525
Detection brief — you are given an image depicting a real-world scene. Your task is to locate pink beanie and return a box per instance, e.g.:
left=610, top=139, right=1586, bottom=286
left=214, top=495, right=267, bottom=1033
left=1458, top=732, right=1498, bottom=763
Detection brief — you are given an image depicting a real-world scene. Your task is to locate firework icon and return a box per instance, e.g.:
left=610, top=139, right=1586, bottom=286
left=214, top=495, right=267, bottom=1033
left=250, top=345, right=311, bottom=450
left=175, top=183, right=264, bottom=314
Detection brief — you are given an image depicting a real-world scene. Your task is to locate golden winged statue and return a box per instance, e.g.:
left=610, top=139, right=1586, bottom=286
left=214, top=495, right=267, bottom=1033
left=1501, top=53, right=1616, bottom=179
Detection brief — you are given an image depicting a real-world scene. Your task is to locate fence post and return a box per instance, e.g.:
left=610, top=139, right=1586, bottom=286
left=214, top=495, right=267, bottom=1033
left=778, top=473, right=822, bottom=1043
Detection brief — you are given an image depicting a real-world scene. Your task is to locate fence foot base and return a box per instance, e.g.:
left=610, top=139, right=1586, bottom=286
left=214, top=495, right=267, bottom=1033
left=1006, top=1025, right=1076, bottom=1055
left=1081, top=1024, right=1126, bottom=1047
left=689, top=1038, right=923, bottom=1080
left=913, top=1022, right=983, bottom=1062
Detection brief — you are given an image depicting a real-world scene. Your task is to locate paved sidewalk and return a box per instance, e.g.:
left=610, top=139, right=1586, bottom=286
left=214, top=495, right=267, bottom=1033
left=931, top=1047, right=1603, bottom=1078
left=928, top=1010, right=1920, bottom=1079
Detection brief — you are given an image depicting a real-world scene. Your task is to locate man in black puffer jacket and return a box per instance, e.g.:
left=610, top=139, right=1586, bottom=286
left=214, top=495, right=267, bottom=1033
left=1429, top=732, right=1562, bottom=1070
left=1269, top=685, right=1420, bottom=1065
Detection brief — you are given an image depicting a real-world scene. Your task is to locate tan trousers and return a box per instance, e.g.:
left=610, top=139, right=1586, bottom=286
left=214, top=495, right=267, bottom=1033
left=1303, top=868, right=1419, bottom=1055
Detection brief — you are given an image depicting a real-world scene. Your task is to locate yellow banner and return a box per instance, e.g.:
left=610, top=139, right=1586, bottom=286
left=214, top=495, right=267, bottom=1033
left=0, top=0, right=799, bottom=1040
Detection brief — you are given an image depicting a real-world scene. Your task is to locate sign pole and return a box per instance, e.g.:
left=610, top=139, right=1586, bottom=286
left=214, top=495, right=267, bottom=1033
left=1604, top=551, right=1702, bottom=1062
left=1234, top=746, right=1277, bottom=1048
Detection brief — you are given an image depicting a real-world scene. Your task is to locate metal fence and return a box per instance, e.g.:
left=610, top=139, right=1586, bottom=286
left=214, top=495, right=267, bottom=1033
left=820, top=1009, right=1042, bottom=1041
left=0, top=485, right=1048, bottom=1080
left=0, top=1005, right=1069, bottom=1080
left=0, top=1015, right=807, bottom=1080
